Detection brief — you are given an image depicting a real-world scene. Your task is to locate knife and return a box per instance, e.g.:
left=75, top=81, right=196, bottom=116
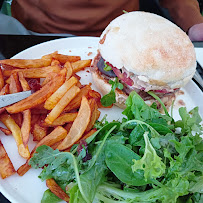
left=0, top=91, right=32, bottom=108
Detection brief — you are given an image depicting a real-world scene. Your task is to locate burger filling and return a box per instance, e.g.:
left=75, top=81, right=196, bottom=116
left=92, top=52, right=178, bottom=108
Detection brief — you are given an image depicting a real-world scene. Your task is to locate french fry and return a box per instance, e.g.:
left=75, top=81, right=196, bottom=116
left=6, top=69, right=66, bottom=114
left=41, top=72, right=58, bottom=86
left=51, top=59, right=61, bottom=66
left=85, top=99, right=100, bottom=133
left=45, top=85, right=80, bottom=124
left=44, top=76, right=78, bottom=110
left=3, top=65, right=61, bottom=78
left=18, top=72, right=31, bottom=91
left=42, top=112, right=77, bottom=127
left=71, top=59, right=91, bottom=73
left=0, top=68, right=4, bottom=90
left=0, top=58, right=52, bottom=69
left=18, top=72, right=32, bottom=146
left=0, top=126, right=12, bottom=135
left=32, top=114, right=47, bottom=142
left=11, top=113, right=23, bottom=128
left=63, top=85, right=91, bottom=112
left=64, top=61, right=73, bottom=80
left=17, top=126, right=67, bottom=176
left=57, top=97, right=91, bottom=150
left=17, top=160, right=31, bottom=176
left=0, top=113, right=30, bottom=159
left=45, top=51, right=81, bottom=63
left=0, top=84, right=9, bottom=96
left=9, top=72, right=22, bottom=93
left=0, top=140, right=16, bottom=179
left=21, top=110, right=31, bottom=146
left=33, top=123, right=47, bottom=141
left=0, top=108, right=6, bottom=115
left=46, top=178, right=70, bottom=202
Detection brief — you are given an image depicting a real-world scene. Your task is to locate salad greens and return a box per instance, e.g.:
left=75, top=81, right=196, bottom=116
left=29, top=91, right=203, bottom=203
left=100, top=78, right=123, bottom=107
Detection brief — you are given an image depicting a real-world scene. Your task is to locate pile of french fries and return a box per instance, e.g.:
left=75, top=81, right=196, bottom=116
left=0, top=51, right=103, bottom=195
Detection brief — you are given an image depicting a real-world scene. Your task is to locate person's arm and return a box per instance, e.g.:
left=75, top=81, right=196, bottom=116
left=160, top=0, right=203, bottom=41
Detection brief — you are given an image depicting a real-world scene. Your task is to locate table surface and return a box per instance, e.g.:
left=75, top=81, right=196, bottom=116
left=0, top=35, right=202, bottom=203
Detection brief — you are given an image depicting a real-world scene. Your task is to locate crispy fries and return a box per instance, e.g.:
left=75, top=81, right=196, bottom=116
left=45, top=85, right=80, bottom=124
left=46, top=178, right=70, bottom=202
left=63, top=85, right=91, bottom=112
left=0, top=58, right=52, bottom=69
left=85, top=99, right=100, bottom=133
left=0, top=126, right=12, bottom=135
left=0, top=84, right=9, bottom=96
left=71, top=59, right=91, bottom=73
left=57, top=97, right=91, bottom=150
left=42, top=112, right=77, bottom=127
left=0, top=51, right=105, bottom=180
left=9, top=72, right=22, bottom=93
left=6, top=69, right=66, bottom=114
left=0, top=68, right=4, bottom=90
left=44, top=51, right=81, bottom=63
left=3, top=65, right=61, bottom=78
left=44, top=76, right=78, bottom=110
left=64, top=61, right=73, bottom=80
left=21, top=110, right=31, bottom=146
left=0, top=140, right=16, bottom=179
left=0, top=113, right=30, bottom=159
left=18, top=72, right=31, bottom=91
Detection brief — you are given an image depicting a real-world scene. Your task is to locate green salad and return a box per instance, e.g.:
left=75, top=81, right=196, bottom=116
left=29, top=91, right=203, bottom=203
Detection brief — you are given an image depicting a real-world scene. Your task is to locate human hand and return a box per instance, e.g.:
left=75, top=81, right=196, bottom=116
left=188, top=23, right=203, bottom=41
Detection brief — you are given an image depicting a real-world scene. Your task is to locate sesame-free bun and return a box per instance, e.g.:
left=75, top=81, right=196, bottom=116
left=99, top=11, right=196, bottom=89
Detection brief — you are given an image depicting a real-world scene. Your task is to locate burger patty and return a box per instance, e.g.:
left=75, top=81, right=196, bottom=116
left=91, top=52, right=177, bottom=108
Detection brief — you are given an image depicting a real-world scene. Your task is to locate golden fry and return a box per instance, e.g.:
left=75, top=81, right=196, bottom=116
left=44, top=76, right=78, bottom=110
left=0, top=68, right=4, bottom=90
left=44, top=51, right=81, bottom=63
left=21, top=109, right=31, bottom=146
left=0, top=140, right=16, bottom=179
left=0, top=126, right=12, bottom=135
left=9, top=72, right=22, bottom=93
left=57, top=97, right=91, bottom=150
left=46, top=178, right=70, bottom=202
left=45, top=85, right=80, bottom=124
left=0, top=113, right=30, bottom=159
left=3, top=65, right=61, bottom=78
left=0, top=84, right=9, bottom=96
left=18, top=72, right=31, bottom=91
left=71, top=59, right=91, bottom=73
left=0, top=58, right=52, bottom=69
left=42, top=112, right=77, bottom=127
left=64, top=61, right=73, bottom=80
left=63, top=85, right=91, bottom=112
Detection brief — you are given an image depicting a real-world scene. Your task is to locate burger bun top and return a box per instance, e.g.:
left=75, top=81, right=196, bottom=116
left=99, top=12, right=196, bottom=89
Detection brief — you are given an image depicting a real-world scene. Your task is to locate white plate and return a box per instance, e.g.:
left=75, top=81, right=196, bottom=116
left=0, top=37, right=203, bottom=203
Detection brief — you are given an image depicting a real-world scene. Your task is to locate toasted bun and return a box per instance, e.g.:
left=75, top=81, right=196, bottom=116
left=99, top=12, right=196, bottom=89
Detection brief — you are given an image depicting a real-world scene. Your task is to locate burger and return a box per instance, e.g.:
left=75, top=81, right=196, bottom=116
left=91, top=11, right=196, bottom=108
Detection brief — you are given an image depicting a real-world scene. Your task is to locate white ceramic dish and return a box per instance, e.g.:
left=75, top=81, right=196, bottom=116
left=0, top=37, right=202, bottom=203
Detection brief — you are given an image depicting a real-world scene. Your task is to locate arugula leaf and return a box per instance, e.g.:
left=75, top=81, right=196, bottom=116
left=41, top=189, right=61, bottom=203
left=100, top=78, right=123, bottom=107
left=132, top=132, right=166, bottom=181
left=103, top=62, right=112, bottom=71
left=122, top=91, right=172, bottom=125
